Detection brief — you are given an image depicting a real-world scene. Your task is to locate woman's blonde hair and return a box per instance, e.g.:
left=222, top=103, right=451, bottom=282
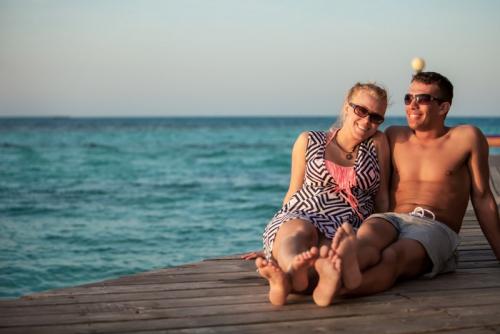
left=330, top=82, right=388, bottom=130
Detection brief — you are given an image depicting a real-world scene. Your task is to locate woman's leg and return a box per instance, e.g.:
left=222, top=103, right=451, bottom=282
left=272, top=219, right=319, bottom=271
left=272, top=219, right=319, bottom=291
left=256, top=219, right=319, bottom=305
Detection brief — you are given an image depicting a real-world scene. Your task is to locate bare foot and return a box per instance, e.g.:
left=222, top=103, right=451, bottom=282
left=331, top=223, right=348, bottom=251
left=255, top=257, right=290, bottom=305
left=332, top=223, right=362, bottom=290
left=312, top=245, right=342, bottom=307
left=288, top=246, right=318, bottom=292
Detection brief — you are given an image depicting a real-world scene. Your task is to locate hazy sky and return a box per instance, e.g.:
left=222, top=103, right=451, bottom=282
left=1, top=0, right=499, bottom=117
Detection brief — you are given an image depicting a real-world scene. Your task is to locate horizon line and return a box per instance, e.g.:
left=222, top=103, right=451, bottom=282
left=1, top=115, right=500, bottom=119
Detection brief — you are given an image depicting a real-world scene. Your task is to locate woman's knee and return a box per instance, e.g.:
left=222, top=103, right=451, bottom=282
left=271, top=220, right=318, bottom=262
left=276, top=219, right=318, bottom=241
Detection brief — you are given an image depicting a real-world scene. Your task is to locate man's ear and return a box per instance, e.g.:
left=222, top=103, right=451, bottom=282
left=439, top=102, right=451, bottom=116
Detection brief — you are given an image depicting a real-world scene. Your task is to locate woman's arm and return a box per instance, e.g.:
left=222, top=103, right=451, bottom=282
left=282, top=132, right=308, bottom=205
left=241, top=132, right=308, bottom=260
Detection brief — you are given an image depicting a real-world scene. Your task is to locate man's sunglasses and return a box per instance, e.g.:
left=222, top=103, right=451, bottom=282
left=349, top=103, right=385, bottom=125
left=404, top=94, right=444, bottom=105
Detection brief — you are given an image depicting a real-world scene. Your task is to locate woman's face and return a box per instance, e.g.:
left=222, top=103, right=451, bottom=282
left=342, top=90, right=387, bottom=141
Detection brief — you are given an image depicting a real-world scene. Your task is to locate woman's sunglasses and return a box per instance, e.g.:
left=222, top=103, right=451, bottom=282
left=404, top=94, right=444, bottom=105
left=349, top=103, right=384, bottom=125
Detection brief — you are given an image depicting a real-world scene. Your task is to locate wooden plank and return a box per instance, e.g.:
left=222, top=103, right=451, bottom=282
left=16, top=278, right=261, bottom=299
left=0, top=272, right=499, bottom=332
left=0, top=294, right=268, bottom=317
left=27, top=271, right=261, bottom=294
left=2, top=263, right=495, bottom=308
left=2, top=303, right=500, bottom=334
left=0, top=286, right=269, bottom=308
left=2, top=285, right=500, bottom=328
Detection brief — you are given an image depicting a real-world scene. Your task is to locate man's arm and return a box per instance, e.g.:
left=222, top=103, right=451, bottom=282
left=467, top=126, right=500, bottom=260
left=373, top=131, right=390, bottom=212
left=384, top=126, right=406, bottom=210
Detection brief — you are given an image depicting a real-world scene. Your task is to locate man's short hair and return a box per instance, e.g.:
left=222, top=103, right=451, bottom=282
left=412, top=72, right=453, bottom=104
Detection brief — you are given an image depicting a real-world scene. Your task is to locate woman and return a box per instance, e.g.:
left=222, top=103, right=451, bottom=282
left=253, top=82, right=390, bottom=306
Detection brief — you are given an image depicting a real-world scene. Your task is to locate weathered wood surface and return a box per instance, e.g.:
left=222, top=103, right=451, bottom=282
left=0, top=157, right=499, bottom=334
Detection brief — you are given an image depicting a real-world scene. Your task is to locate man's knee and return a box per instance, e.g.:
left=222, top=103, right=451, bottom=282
left=357, top=218, right=398, bottom=249
left=380, top=247, right=398, bottom=272
left=356, top=239, right=383, bottom=269
left=385, top=239, right=431, bottom=279
left=372, top=245, right=409, bottom=285
left=356, top=218, right=398, bottom=268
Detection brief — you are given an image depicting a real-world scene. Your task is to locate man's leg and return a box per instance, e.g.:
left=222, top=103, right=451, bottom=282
left=355, top=218, right=400, bottom=269
left=343, top=238, right=432, bottom=296
left=332, top=218, right=399, bottom=289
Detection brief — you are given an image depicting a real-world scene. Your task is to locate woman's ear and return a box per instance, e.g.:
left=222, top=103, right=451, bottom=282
left=342, top=100, right=349, bottom=113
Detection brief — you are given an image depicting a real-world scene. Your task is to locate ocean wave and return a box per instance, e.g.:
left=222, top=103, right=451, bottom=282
left=151, top=181, right=203, bottom=190
left=184, top=142, right=279, bottom=150
left=1, top=206, right=60, bottom=216
left=0, top=142, right=35, bottom=152
left=82, top=142, right=121, bottom=152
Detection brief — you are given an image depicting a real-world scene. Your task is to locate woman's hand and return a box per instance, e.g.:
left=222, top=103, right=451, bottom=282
left=240, top=250, right=264, bottom=260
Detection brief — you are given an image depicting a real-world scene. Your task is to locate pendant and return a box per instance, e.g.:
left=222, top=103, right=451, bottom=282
left=346, top=153, right=353, bottom=160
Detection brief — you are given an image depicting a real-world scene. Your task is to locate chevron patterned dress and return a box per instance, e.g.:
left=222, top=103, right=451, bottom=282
left=263, top=130, right=381, bottom=259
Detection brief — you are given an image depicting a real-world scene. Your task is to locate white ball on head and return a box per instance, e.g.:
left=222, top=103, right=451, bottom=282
left=411, top=57, right=425, bottom=73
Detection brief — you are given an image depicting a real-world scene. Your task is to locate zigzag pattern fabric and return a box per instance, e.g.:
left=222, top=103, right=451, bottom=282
left=263, top=130, right=381, bottom=259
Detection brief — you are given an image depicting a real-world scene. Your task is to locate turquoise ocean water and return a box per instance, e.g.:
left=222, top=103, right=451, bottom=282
left=1, top=116, right=499, bottom=299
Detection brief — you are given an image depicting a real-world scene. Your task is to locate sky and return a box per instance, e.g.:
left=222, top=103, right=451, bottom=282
left=1, top=0, right=499, bottom=117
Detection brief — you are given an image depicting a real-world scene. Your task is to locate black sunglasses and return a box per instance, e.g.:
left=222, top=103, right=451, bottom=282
left=404, top=94, right=444, bottom=105
left=349, top=103, right=384, bottom=125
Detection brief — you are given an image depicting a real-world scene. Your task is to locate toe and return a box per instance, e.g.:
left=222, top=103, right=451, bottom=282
left=310, top=246, right=319, bottom=255
left=343, top=222, right=354, bottom=234
left=319, top=245, right=329, bottom=257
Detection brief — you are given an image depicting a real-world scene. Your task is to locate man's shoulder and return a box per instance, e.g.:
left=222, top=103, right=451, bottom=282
left=449, top=125, right=489, bottom=152
left=371, top=130, right=386, bottom=141
left=449, top=124, right=483, bottom=136
left=370, top=130, right=389, bottom=148
left=384, top=125, right=411, bottom=139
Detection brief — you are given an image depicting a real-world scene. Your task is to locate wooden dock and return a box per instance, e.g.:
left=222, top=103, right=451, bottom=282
left=1, top=157, right=499, bottom=334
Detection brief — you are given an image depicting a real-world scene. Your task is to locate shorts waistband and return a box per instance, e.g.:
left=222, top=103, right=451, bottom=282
left=409, top=207, right=436, bottom=220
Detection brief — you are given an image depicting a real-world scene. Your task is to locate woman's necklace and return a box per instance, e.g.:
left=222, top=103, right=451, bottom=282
left=333, top=131, right=358, bottom=160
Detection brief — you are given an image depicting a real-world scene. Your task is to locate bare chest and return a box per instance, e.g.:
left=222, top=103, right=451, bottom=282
left=393, top=141, right=469, bottom=182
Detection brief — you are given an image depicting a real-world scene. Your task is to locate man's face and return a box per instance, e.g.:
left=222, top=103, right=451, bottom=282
left=405, top=81, right=443, bottom=131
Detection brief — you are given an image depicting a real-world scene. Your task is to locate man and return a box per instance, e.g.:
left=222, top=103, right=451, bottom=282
left=313, top=71, right=500, bottom=306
